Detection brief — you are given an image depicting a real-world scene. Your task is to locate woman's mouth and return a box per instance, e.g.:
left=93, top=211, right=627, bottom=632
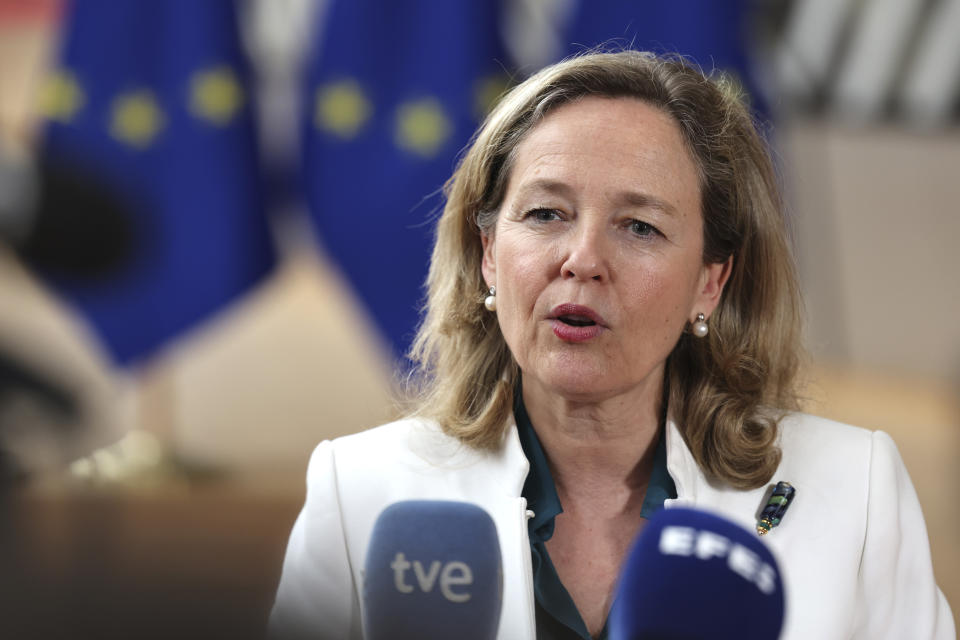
left=549, top=304, right=606, bottom=342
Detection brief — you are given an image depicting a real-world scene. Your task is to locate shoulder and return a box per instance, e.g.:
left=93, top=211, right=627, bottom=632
left=774, top=416, right=955, bottom=637
left=270, top=418, right=460, bottom=640
left=311, top=416, right=480, bottom=474
left=306, top=414, right=527, bottom=499
left=331, top=415, right=441, bottom=448
left=668, top=413, right=955, bottom=637
left=776, top=411, right=873, bottom=453
left=776, top=411, right=873, bottom=463
left=322, top=416, right=438, bottom=459
left=671, top=412, right=889, bottom=549
left=773, top=412, right=895, bottom=505
left=774, top=412, right=907, bottom=485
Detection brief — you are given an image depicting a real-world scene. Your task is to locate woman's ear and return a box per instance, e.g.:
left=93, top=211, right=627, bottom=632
left=696, top=254, right=733, bottom=318
left=481, top=232, right=496, bottom=286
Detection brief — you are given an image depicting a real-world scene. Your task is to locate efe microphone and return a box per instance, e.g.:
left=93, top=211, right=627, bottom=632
left=609, top=506, right=785, bottom=640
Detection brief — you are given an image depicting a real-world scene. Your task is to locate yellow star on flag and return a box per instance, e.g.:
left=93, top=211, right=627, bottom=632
left=315, top=80, right=372, bottom=139
left=190, top=66, right=244, bottom=126
left=37, top=70, right=85, bottom=123
left=110, top=90, right=164, bottom=149
left=394, top=98, right=452, bottom=158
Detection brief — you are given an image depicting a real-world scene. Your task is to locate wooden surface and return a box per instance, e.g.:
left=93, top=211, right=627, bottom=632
left=2, top=479, right=302, bottom=640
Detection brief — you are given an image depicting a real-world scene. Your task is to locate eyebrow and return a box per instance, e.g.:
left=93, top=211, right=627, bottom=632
left=513, top=178, right=679, bottom=217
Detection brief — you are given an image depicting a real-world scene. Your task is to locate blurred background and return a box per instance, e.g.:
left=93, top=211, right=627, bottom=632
left=1, top=0, right=957, bottom=637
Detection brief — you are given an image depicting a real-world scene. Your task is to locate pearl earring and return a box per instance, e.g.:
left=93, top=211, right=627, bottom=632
left=484, top=286, right=497, bottom=311
left=692, top=313, right=709, bottom=338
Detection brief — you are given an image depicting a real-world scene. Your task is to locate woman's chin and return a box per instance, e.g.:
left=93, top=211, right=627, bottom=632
left=521, top=349, right=663, bottom=403
left=525, top=360, right=618, bottom=401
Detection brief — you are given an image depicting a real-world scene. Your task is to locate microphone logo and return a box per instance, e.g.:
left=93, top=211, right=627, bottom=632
left=659, top=525, right=779, bottom=595
left=389, top=552, right=474, bottom=602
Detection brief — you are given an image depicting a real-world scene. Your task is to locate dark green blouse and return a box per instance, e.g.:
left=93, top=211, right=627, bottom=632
left=515, top=391, right=677, bottom=640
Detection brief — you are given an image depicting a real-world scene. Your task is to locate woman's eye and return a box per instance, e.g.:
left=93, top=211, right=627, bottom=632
left=526, top=208, right=561, bottom=222
left=629, top=220, right=658, bottom=237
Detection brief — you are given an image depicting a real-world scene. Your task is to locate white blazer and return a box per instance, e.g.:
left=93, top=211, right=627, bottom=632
left=269, top=413, right=955, bottom=639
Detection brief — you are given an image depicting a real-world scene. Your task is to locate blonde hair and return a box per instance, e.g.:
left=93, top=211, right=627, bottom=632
left=407, top=50, right=802, bottom=490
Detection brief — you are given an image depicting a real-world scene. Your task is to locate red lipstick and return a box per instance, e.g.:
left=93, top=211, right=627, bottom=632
left=549, top=304, right=607, bottom=342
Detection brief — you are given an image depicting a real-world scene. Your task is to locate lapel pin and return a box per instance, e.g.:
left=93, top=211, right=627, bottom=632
left=757, top=481, right=796, bottom=536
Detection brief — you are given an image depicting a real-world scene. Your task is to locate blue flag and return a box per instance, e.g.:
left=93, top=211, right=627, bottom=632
left=560, top=0, right=768, bottom=116
left=38, top=0, right=276, bottom=366
left=302, top=0, right=510, bottom=364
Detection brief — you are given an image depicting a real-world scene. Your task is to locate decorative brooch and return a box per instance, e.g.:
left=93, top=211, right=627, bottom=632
left=757, top=481, right=796, bottom=536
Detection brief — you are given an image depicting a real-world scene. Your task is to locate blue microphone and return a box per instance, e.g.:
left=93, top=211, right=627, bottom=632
left=362, top=500, right=503, bottom=640
left=609, top=507, right=785, bottom=640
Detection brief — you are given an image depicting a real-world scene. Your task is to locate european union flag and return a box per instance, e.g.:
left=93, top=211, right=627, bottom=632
left=561, top=0, right=768, bottom=116
left=302, top=0, right=509, bottom=365
left=38, top=0, right=276, bottom=366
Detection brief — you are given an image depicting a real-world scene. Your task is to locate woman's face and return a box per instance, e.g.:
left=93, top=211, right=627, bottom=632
left=482, top=96, right=730, bottom=403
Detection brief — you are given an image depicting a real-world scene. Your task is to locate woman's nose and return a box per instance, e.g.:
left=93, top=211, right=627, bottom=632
left=559, top=224, right=609, bottom=282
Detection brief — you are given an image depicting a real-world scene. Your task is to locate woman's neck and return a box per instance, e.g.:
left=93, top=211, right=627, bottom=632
left=521, top=376, right=663, bottom=503
left=523, top=376, right=666, bottom=637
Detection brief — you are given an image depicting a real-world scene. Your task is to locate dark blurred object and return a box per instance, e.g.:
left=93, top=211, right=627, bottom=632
left=0, top=146, right=128, bottom=484
left=0, top=213, right=125, bottom=485
left=0, top=350, right=79, bottom=481
left=0, top=336, right=105, bottom=485
left=0, top=149, right=134, bottom=280
left=18, top=159, right=134, bottom=279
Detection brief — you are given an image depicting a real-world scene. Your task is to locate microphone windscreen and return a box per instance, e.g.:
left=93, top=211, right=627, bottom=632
left=362, top=500, right=503, bottom=640
left=609, top=507, right=785, bottom=640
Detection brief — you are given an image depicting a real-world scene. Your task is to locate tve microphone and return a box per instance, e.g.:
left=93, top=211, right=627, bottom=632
left=609, top=507, right=785, bottom=640
left=362, top=500, right=503, bottom=640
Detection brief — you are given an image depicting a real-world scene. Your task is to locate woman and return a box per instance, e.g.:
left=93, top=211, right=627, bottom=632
left=269, top=51, right=954, bottom=639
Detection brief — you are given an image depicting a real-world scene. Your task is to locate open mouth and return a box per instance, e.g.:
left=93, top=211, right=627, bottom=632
left=557, top=315, right=597, bottom=327
left=550, top=304, right=606, bottom=329
left=550, top=304, right=605, bottom=342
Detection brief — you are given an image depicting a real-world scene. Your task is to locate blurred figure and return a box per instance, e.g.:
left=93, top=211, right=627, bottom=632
left=0, top=140, right=125, bottom=481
